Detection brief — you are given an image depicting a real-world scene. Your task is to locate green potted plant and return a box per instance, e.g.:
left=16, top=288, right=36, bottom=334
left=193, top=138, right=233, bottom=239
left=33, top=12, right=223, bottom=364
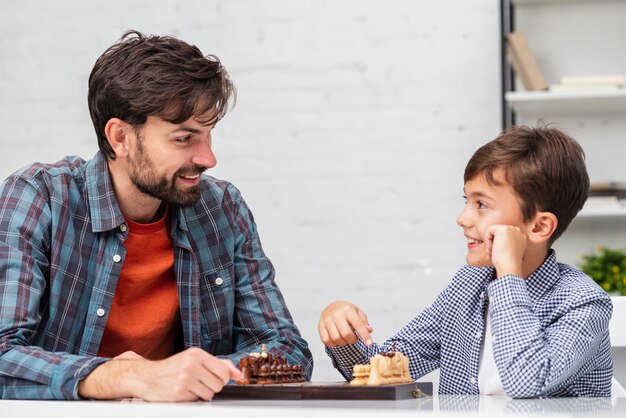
left=579, top=246, right=626, bottom=296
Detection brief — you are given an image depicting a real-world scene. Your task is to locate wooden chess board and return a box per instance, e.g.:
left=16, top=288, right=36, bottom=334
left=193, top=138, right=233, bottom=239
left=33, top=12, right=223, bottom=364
left=215, top=381, right=432, bottom=400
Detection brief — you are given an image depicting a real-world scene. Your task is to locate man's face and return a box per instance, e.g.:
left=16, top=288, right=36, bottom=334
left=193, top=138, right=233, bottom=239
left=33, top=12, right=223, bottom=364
left=128, top=113, right=217, bottom=207
left=456, top=169, right=531, bottom=267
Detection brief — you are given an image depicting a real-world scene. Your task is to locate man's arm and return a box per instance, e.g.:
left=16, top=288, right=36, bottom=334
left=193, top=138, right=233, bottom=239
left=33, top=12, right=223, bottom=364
left=219, top=184, right=314, bottom=377
left=78, top=347, right=241, bottom=401
left=0, top=174, right=110, bottom=399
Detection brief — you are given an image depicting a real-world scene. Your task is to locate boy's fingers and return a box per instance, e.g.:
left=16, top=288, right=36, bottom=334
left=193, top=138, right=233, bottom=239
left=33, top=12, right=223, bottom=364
left=327, top=321, right=352, bottom=346
left=320, top=326, right=339, bottom=347
left=349, top=309, right=373, bottom=346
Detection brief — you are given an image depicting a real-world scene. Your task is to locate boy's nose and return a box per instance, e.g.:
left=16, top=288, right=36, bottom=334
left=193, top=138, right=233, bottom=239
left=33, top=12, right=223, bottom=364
left=456, top=208, right=469, bottom=228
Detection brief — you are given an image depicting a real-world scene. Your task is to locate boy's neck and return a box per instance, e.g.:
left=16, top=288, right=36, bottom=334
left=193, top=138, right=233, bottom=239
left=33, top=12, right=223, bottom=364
left=520, top=245, right=551, bottom=280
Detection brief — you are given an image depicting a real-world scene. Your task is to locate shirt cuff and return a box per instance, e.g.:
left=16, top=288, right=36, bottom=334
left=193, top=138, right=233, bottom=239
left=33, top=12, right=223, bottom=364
left=487, top=273, right=531, bottom=313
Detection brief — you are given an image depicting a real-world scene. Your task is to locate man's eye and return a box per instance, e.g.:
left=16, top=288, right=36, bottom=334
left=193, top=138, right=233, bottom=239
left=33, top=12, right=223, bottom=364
left=176, top=136, right=192, bottom=143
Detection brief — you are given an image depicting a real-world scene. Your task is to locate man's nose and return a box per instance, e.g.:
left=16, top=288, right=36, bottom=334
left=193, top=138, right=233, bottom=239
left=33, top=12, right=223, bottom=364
left=192, top=139, right=217, bottom=168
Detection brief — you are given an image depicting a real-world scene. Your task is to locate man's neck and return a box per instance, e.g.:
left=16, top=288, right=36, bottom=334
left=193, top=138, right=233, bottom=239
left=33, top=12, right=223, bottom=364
left=107, top=160, right=163, bottom=224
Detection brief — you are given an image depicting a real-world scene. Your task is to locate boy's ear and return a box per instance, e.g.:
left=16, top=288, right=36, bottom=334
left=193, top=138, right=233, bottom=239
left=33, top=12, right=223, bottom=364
left=104, top=118, right=131, bottom=158
left=528, top=211, right=558, bottom=244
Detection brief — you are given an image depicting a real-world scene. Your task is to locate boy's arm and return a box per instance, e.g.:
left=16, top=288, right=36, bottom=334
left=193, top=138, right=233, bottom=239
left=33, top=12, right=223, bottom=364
left=485, top=224, right=526, bottom=278
left=319, top=301, right=375, bottom=380
left=320, top=291, right=447, bottom=382
left=488, top=275, right=612, bottom=398
left=319, top=300, right=374, bottom=347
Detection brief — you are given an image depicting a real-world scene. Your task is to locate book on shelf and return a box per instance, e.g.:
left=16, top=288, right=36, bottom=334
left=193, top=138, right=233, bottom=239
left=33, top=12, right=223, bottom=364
left=589, top=181, right=626, bottom=199
left=549, top=84, right=623, bottom=92
left=550, top=74, right=625, bottom=92
left=560, top=75, right=625, bottom=87
left=506, top=31, right=548, bottom=91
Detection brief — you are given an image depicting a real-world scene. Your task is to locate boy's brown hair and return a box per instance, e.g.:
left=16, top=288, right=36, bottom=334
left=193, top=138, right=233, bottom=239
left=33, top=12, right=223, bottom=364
left=464, top=125, right=589, bottom=245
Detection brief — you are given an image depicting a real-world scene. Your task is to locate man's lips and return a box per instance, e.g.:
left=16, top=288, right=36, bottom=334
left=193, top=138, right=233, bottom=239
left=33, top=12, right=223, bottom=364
left=179, top=173, right=200, bottom=180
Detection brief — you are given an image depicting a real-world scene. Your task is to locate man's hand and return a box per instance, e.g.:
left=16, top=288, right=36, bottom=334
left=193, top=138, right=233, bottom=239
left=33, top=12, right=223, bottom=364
left=485, top=224, right=526, bottom=278
left=318, top=300, right=374, bottom=347
left=78, top=347, right=242, bottom=401
left=113, top=351, right=145, bottom=360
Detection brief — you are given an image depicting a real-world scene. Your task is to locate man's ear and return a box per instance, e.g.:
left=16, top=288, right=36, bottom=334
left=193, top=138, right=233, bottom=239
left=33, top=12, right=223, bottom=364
left=528, top=211, right=558, bottom=244
left=104, top=118, right=131, bottom=158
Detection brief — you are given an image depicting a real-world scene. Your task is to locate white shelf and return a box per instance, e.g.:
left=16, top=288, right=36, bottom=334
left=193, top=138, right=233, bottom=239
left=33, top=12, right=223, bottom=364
left=576, top=205, right=626, bottom=219
left=513, top=0, right=596, bottom=5
left=505, top=89, right=626, bottom=117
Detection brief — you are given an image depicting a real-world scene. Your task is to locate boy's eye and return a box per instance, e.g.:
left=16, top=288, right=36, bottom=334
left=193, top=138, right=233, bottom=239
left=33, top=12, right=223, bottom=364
left=477, top=201, right=487, bottom=209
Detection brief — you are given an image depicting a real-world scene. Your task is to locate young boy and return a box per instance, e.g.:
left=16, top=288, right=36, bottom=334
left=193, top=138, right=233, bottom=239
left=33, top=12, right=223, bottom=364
left=318, top=125, right=613, bottom=398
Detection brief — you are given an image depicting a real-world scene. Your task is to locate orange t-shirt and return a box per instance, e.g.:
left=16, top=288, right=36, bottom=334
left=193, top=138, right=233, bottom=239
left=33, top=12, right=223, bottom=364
left=98, top=208, right=181, bottom=360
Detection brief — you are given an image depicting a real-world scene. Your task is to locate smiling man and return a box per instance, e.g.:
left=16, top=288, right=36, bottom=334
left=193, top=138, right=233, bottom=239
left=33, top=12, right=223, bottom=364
left=0, top=30, right=312, bottom=401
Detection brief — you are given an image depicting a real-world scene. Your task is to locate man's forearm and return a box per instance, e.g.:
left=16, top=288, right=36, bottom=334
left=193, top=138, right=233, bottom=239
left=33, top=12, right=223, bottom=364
left=79, top=347, right=241, bottom=401
left=78, top=359, right=142, bottom=399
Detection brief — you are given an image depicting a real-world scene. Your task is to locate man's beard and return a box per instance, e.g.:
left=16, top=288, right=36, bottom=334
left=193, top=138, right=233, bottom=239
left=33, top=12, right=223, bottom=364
left=129, top=139, right=205, bottom=207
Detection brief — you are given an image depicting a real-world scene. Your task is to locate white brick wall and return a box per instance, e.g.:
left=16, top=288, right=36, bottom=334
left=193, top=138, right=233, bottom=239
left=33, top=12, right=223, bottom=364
left=0, top=0, right=501, bottom=383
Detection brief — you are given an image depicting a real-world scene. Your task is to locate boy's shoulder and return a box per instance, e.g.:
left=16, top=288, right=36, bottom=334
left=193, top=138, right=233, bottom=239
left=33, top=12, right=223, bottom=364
left=551, top=262, right=611, bottom=302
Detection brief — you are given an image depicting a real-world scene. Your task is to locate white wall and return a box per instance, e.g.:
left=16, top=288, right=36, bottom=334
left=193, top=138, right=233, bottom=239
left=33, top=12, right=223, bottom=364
left=0, top=0, right=501, bottom=382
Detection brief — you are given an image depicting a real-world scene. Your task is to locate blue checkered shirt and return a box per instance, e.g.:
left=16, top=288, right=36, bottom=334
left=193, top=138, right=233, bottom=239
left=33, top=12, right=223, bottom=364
left=0, top=152, right=312, bottom=399
left=327, top=250, right=613, bottom=398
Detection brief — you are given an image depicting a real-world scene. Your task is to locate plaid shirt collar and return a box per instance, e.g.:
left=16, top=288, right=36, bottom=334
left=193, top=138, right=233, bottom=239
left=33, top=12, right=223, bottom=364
left=84, top=151, right=189, bottom=233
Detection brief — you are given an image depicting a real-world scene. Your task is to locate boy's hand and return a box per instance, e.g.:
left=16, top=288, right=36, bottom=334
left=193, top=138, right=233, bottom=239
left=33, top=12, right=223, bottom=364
left=485, top=224, right=526, bottom=278
left=318, top=300, right=374, bottom=347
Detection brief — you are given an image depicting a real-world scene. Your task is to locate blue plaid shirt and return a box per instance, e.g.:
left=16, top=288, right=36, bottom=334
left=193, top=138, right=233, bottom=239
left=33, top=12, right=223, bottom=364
left=0, top=152, right=312, bottom=399
left=328, top=251, right=613, bottom=398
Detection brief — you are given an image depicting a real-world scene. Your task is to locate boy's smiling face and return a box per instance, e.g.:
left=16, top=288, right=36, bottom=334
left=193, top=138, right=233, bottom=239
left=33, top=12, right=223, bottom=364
left=456, top=169, right=532, bottom=268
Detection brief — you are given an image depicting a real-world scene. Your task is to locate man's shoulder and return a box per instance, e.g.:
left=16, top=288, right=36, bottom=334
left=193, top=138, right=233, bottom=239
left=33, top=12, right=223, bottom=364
left=197, top=175, right=241, bottom=205
left=9, top=156, right=87, bottom=184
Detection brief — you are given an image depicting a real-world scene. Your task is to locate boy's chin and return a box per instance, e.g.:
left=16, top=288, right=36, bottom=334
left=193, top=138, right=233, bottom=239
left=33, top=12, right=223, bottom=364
left=466, top=255, right=494, bottom=268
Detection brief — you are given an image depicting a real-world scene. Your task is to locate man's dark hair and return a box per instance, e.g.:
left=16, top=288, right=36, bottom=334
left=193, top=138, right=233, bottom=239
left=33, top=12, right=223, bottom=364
left=464, top=125, right=589, bottom=246
left=88, top=30, right=235, bottom=159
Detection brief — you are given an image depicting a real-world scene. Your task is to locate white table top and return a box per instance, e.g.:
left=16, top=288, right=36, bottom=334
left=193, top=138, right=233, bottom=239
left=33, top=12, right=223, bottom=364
left=1, top=395, right=625, bottom=418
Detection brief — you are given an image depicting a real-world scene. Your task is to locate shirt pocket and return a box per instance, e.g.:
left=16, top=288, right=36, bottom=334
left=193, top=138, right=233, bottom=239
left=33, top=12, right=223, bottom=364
left=200, top=264, right=235, bottom=343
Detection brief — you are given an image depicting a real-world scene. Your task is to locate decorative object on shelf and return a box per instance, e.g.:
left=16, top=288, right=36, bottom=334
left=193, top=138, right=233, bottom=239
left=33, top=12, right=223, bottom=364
left=579, top=246, right=626, bottom=296
left=506, top=31, right=548, bottom=91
